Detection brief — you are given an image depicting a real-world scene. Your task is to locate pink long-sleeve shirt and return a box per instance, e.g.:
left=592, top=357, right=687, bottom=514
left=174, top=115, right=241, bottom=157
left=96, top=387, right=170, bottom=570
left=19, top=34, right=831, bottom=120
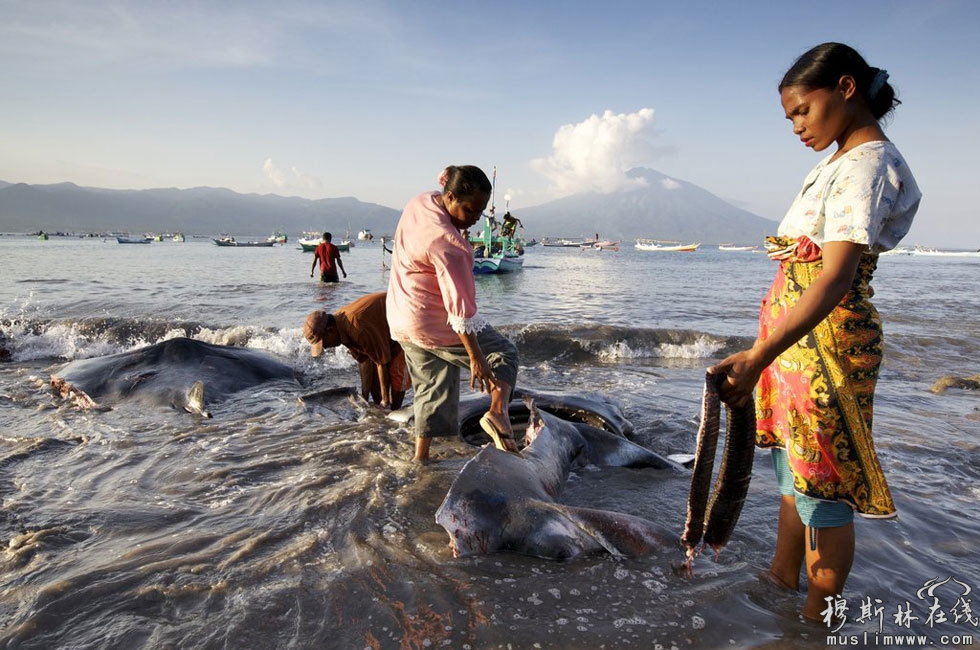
left=386, top=191, right=488, bottom=348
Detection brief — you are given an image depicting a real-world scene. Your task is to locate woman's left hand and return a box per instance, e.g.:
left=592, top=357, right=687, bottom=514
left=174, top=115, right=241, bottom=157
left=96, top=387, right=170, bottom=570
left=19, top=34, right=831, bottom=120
left=709, top=346, right=768, bottom=408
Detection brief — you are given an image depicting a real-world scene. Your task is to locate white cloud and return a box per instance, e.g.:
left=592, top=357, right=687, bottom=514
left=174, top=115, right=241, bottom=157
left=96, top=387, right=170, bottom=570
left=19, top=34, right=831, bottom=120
left=661, top=178, right=680, bottom=190
left=263, top=158, right=323, bottom=195
left=530, top=108, right=663, bottom=196
left=263, top=158, right=286, bottom=187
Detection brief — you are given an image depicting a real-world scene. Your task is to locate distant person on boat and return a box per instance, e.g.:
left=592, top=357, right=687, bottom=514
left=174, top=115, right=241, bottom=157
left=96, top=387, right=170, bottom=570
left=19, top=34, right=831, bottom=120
left=708, top=43, right=921, bottom=623
left=304, top=292, right=409, bottom=409
left=500, top=212, right=523, bottom=238
left=386, top=164, right=521, bottom=464
left=477, top=210, right=497, bottom=238
left=310, top=232, right=347, bottom=282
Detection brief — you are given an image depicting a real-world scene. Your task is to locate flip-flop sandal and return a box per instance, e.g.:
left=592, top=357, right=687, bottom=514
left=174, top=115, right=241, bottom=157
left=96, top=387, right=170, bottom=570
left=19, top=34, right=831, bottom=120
left=479, top=415, right=522, bottom=455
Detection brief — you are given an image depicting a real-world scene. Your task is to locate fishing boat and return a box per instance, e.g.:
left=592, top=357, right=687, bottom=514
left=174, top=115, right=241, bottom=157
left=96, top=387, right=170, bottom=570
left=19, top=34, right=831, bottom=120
left=172, top=232, right=185, bottom=243
left=469, top=215, right=526, bottom=273
left=472, top=248, right=524, bottom=274
left=298, top=238, right=318, bottom=252
left=117, top=236, right=152, bottom=244
left=541, top=237, right=586, bottom=247
left=267, top=231, right=288, bottom=244
left=357, top=229, right=373, bottom=241
left=342, top=222, right=355, bottom=250
left=297, top=232, right=320, bottom=252
left=298, top=233, right=350, bottom=253
left=635, top=239, right=701, bottom=252
left=718, top=243, right=756, bottom=252
left=213, top=236, right=275, bottom=248
left=37, top=231, right=49, bottom=241
left=878, top=247, right=911, bottom=256
left=911, top=245, right=980, bottom=257
left=580, top=239, right=620, bottom=251
left=468, top=167, right=525, bottom=274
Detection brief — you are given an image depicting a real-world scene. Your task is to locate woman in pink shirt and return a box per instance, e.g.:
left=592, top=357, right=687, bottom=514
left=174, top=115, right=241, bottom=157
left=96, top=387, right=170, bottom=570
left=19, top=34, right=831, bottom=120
left=386, top=165, right=520, bottom=464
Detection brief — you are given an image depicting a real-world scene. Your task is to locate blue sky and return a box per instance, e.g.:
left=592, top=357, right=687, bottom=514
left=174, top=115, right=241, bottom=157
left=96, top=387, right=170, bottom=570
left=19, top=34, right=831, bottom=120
left=1, top=0, right=976, bottom=246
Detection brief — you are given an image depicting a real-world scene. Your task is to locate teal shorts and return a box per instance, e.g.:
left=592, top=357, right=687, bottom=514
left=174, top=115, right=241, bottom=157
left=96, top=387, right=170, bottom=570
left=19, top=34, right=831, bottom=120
left=772, top=448, right=854, bottom=528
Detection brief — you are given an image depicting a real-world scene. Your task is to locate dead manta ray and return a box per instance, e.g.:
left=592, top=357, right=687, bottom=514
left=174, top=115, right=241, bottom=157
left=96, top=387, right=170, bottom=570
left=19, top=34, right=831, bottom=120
left=50, top=337, right=298, bottom=417
left=435, top=401, right=681, bottom=560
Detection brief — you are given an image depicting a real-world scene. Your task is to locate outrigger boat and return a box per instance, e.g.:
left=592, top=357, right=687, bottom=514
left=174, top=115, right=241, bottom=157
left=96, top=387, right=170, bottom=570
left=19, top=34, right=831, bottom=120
left=718, top=243, right=756, bottom=252
left=213, top=236, right=275, bottom=247
left=468, top=167, right=525, bottom=274
left=911, top=245, right=980, bottom=257
left=580, top=238, right=620, bottom=251
left=117, top=236, right=152, bottom=244
left=541, top=237, right=585, bottom=247
left=298, top=233, right=350, bottom=252
left=635, top=239, right=701, bottom=252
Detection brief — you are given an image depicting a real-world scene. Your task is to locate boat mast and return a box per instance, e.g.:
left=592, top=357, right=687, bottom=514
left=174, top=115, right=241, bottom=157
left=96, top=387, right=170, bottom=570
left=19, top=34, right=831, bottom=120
left=490, top=165, right=496, bottom=216
left=483, top=166, right=496, bottom=251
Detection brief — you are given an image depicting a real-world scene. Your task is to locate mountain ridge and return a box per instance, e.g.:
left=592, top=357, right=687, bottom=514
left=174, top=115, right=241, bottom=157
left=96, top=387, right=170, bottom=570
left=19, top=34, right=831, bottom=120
left=518, top=168, right=775, bottom=244
left=0, top=168, right=776, bottom=244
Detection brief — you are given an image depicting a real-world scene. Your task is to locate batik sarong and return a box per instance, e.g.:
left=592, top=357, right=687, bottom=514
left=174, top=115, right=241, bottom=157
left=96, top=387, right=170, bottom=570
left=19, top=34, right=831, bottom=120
left=755, top=235, right=896, bottom=518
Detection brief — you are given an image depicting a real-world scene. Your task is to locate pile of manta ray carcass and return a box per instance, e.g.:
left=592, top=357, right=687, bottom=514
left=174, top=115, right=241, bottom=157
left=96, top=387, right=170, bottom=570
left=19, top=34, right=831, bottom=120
left=48, top=339, right=756, bottom=571
left=435, top=375, right=757, bottom=571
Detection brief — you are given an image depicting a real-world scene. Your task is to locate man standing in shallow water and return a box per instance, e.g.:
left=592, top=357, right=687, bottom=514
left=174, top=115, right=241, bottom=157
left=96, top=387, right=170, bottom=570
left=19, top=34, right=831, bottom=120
left=310, top=232, right=347, bottom=283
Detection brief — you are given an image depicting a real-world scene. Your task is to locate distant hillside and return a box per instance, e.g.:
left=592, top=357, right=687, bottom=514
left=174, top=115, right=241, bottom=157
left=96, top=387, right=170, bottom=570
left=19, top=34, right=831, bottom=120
left=518, top=168, right=776, bottom=245
left=0, top=182, right=402, bottom=237
left=0, top=169, right=776, bottom=245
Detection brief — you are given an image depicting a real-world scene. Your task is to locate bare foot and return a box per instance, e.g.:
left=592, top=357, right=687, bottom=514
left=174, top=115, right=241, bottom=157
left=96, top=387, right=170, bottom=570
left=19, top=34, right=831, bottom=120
left=413, top=437, right=432, bottom=464
left=761, top=570, right=799, bottom=592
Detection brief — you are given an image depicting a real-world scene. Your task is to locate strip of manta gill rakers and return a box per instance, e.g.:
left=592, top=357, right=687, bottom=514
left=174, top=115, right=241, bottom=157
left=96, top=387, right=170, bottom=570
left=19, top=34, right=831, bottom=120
left=681, top=371, right=756, bottom=573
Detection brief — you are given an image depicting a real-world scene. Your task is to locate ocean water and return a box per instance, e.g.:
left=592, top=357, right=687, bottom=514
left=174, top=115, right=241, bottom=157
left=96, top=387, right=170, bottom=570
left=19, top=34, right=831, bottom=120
left=1, top=235, right=978, bottom=649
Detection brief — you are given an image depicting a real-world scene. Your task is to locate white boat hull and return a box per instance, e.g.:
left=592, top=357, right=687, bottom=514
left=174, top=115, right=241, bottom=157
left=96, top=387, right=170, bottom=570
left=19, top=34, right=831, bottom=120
left=635, top=240, right=700, bottom=252
left=911, top=246, right=980, bottom=257
left=473, top=254, right=524, bottom=274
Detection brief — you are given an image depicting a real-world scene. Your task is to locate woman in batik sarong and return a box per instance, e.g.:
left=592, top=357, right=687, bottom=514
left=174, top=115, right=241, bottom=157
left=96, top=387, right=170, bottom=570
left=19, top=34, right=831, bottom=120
left=710, top=42, right=921, bottom=622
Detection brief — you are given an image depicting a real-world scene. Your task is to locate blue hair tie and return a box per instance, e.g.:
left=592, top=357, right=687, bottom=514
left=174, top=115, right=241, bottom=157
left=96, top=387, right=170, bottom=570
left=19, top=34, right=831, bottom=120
left=868, top=69, right=889, bottom=99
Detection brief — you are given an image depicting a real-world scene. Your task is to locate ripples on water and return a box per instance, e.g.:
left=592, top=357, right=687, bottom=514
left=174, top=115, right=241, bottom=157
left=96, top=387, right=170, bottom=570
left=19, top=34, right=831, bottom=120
left=1, top=237, right=978, bottom=648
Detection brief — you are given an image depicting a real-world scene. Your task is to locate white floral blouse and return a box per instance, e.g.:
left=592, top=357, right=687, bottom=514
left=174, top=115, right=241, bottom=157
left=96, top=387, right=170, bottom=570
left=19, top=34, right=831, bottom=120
left=777, top=141, right=922, bottom=252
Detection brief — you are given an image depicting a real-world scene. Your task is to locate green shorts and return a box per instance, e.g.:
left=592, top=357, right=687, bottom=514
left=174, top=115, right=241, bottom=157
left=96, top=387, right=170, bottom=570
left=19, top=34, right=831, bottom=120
left=400, top=326, right=518, bottom=439
left=772, top=448, right=854, bottom=528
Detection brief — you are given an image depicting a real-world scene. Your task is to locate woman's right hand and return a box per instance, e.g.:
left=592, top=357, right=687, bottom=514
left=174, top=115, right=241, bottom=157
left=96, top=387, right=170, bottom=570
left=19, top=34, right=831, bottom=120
left=468, top=353, right=499, bottom=394
left=457, top=330, right=498, bottom=394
